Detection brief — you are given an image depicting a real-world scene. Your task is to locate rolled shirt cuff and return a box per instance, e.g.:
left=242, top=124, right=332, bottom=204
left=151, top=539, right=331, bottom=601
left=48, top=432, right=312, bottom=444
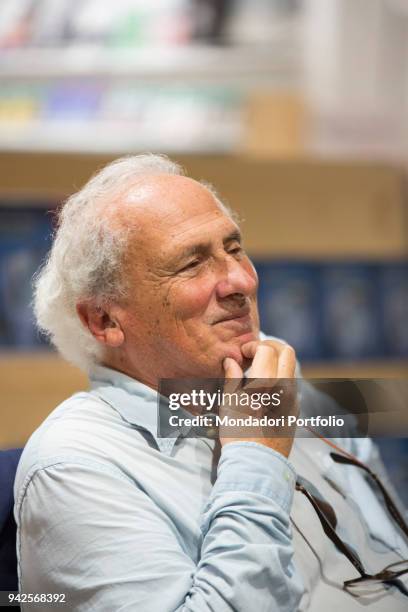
left=212, top=441, right=297, bottom=514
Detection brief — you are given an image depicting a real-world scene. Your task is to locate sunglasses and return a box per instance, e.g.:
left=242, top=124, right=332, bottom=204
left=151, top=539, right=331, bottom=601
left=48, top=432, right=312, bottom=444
left=296, top=452, right=408, bottom=598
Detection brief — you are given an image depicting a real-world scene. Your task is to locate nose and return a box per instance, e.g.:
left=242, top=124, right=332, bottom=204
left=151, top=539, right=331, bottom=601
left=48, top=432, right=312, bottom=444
left=215, top=257, right=258, bottom=300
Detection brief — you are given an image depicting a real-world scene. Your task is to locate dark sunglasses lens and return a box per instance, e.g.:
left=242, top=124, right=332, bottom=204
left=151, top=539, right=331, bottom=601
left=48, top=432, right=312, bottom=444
left=297, top=476, right=338, bottom=530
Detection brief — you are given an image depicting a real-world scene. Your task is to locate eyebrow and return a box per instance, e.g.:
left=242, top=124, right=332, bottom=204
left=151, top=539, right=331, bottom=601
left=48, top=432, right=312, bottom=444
left=171, top=229, right=242, bottom=266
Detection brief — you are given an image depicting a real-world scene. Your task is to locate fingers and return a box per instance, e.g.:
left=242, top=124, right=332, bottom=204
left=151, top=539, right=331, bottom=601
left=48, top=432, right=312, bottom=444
left=241, top=340, right=296, bottom=379
left=220, top=343, right=297, bottom=456
left=277, top=345, right=296, bottom=378
left=223, top=357, right=243, bottom=379
left=241, top=339, right=286, bottom=360
left=223, top=357, right=243, bottom=395
left=241, top=340, right=260, bottom=360
left=248, top=344, right=278, bottom=379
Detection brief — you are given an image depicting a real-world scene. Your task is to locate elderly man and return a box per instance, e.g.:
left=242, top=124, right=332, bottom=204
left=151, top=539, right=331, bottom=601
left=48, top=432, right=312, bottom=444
left=15, top=155, right=407, bottom=611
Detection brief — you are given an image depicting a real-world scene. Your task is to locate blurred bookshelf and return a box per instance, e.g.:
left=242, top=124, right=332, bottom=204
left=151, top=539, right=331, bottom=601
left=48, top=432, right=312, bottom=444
left=0, top=0, right=407, bottom=159
left=0, top=44, right=299, bottom=155
left=0, top=45, right=296, bottom=81
left=0, top=0, right=300, bottom=155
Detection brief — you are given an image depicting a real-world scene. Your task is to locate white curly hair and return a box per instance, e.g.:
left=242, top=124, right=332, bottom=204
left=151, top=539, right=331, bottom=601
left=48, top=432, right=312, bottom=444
left=33, top=154, right=188, bottom=371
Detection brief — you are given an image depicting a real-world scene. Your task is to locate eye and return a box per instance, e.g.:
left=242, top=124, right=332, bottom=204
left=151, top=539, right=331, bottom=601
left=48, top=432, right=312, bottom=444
left=180, top=259, right=201, bottom=272
left=228, top=245, right=243, bottom=257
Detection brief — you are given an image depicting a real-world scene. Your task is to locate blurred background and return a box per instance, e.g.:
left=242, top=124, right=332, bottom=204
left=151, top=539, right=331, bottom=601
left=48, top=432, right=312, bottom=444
left=0, top=0, right=407, bottom=493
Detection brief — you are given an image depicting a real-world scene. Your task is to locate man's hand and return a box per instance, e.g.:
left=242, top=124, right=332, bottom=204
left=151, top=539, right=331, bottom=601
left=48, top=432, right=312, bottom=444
left=220, top=340, right=298, bottom=458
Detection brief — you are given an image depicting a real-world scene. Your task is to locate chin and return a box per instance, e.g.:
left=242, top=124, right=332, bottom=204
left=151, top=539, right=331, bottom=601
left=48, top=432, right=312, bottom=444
left=231, top=329, right=258, bottom=351
left=208, top=331, right=259, bottom=375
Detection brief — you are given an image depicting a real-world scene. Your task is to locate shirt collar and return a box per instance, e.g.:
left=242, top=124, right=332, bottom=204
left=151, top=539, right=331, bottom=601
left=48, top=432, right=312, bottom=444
left=88, top=334, right=279, bottom=454
left=89, top=364, right=191, bottom=455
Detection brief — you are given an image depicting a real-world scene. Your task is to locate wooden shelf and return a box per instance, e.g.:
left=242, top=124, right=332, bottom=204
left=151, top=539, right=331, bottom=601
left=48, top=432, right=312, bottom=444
left=0, top=120, right=239, bottom=155
left=0, top=352, right=87, bottom=449
left=302, top=359, right=408, bottom=379
left=0, top=45, right=298, bottom=84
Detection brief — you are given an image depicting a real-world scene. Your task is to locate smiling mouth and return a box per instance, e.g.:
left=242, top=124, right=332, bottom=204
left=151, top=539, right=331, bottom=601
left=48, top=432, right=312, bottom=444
left=213, top=308, right=251, bottom=325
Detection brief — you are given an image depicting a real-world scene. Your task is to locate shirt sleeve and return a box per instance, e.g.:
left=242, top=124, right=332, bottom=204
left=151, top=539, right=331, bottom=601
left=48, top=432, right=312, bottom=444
left=16, top=443, right=303, bottom=612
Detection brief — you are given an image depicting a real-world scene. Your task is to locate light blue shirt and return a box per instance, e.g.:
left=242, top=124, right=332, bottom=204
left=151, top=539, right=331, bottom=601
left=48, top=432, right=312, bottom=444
left=14, top=364, right=304, bottom=611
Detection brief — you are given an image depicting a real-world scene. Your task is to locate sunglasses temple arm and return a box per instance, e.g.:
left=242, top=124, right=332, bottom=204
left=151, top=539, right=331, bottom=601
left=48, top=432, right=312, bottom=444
left=331, top=452, right=408, bottom=539
left=298, top=485, right=367, bottom=578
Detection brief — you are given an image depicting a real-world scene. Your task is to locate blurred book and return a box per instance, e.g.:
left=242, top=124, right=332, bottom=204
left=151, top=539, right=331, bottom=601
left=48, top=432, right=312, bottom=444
left=0, top=205, right=53, bottom=348
left=379, top=262, right=408, bottom=357
left=0, top=80, right=242, bottom=152
left=376, top=438, right=408, bottom=509
left=0, top=0, right=195, bottom=48
left=43, top=82, right=102, bottom=120
left=256, top=261, right=407, bottom=361
left=321, top=264, right=383, bottom=359
left=256, top=262, right=322, bottom=361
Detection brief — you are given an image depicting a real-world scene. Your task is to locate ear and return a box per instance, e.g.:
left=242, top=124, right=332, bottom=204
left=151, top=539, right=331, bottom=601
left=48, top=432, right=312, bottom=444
left=76, top=301, right=124, bottom=348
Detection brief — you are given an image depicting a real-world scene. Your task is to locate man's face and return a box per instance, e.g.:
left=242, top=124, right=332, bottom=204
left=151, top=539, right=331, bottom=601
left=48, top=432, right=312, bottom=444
left=114, top=175, right=260, bottom=385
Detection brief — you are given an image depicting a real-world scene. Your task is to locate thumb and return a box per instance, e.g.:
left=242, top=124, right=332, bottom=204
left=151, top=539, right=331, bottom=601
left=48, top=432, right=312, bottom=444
left=223, top=357, right=243, bottom=379
left=223, top=357, right=243, bottom=385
